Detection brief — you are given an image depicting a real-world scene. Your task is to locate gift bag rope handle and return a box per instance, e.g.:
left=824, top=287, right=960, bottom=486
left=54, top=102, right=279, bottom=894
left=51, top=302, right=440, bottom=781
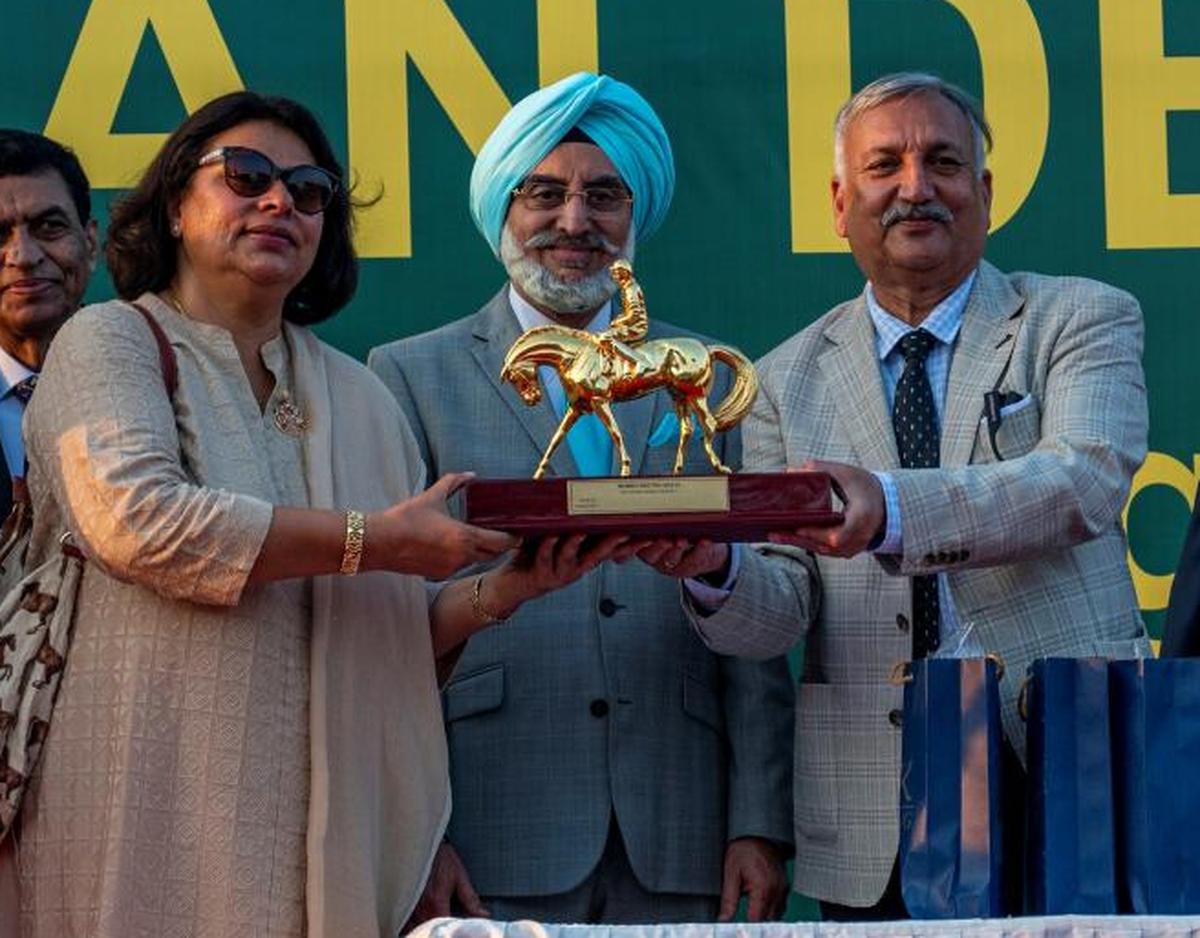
left=889, top=653, right=1007, bottom=687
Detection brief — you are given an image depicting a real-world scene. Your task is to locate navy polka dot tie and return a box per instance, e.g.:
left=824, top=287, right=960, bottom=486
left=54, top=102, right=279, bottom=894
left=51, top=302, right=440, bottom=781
left=893, top=329, right=940, bottom=658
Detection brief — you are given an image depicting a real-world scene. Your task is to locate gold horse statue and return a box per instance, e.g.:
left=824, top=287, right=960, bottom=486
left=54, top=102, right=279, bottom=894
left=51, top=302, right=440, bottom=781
left=500, top=260, right=758, bottom=479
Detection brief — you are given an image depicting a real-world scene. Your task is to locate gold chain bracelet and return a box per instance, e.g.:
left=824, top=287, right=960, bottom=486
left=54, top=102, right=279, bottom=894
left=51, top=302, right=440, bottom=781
left=340, top=510, right=366, bottom=575
left=470, top=572, right=510, bottom=624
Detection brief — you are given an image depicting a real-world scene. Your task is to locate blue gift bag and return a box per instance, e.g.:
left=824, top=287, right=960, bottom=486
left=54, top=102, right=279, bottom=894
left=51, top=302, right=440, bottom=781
left=1109, top=658, right=1200, bottom=914
left=898, top=656, right=1006, bottom=919
left=1024, top=658, right=1118, bottom=914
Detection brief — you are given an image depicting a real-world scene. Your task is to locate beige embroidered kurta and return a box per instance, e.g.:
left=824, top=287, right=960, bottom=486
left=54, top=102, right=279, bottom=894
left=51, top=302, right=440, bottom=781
left=7, top=296, right=449, bottom=938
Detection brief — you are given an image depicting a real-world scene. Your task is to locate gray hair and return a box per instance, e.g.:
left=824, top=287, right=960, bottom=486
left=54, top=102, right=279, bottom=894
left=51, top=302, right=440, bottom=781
left=833, top=72, right=992, bottom=179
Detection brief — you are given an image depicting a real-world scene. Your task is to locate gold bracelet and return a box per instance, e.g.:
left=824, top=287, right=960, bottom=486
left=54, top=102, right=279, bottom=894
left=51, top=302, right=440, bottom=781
left=470, top=572, right=510, bottom=624
left=340, top=510, right=366, bottom=575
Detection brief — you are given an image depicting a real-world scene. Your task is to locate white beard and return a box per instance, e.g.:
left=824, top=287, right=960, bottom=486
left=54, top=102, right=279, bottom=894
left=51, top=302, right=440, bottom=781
left=500, top=223, right=637, bottom=316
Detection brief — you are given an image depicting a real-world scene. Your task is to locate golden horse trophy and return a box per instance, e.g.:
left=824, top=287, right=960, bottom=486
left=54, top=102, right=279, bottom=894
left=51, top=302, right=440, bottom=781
left=464, top=261, right=841, bottom=540
left=499, top=260, right=758, bottom=479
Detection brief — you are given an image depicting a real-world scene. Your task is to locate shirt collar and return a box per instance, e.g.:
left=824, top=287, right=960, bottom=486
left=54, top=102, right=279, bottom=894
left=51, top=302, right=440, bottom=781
left=0, top=344, right=35, bottom=398
left=866, top=268, right=978, bottom=361
left=508, top=284, right=612, bottom=335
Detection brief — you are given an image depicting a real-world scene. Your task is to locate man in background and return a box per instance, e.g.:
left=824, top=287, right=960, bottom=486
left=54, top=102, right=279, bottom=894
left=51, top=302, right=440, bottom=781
left=0, top=126, right=96, bottom=936
left=0, top=129, right=96, bottom=580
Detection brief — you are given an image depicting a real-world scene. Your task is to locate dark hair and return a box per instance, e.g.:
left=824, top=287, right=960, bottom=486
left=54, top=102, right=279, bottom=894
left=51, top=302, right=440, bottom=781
left=0, top=129, right=91, bottom=223
left=105, top=91, right=356, bottom=325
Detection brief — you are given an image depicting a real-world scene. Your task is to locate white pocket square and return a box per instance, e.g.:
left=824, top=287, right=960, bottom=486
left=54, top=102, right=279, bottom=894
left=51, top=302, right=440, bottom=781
left=999, top=394, right=1035, bottom=419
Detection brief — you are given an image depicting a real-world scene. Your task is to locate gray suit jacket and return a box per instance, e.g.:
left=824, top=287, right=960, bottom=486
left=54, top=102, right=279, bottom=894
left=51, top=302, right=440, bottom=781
left=368, top=288, right=795, bottom=898
left=686, top=261, right=1151, bottom=907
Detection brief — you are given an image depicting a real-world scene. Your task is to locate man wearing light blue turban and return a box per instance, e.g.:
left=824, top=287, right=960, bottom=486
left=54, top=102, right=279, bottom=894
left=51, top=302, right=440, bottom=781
left=469, top=71, right=675, bottom=257
left=369, top=72, right=793, bottom=926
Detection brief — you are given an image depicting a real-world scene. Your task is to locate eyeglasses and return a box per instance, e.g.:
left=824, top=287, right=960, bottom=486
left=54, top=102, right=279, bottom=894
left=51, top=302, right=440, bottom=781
left=197, top=146, right=339, bottom=215
left=511, top=182, right=633, bottom=215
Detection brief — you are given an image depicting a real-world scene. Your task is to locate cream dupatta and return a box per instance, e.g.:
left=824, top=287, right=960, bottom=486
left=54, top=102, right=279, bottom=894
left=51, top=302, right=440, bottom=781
left=290, top=324, right=450, bottom=938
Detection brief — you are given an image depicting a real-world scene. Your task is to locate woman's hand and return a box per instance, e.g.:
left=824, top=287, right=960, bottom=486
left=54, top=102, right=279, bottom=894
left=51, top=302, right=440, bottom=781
left=365, top=472, right=517, bottom=579
left=428, top=531, right=642, bottom=659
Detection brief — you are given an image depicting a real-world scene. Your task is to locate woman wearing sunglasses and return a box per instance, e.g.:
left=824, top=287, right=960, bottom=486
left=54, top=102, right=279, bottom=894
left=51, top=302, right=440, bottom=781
left=9, top=91, right=626, bottom=937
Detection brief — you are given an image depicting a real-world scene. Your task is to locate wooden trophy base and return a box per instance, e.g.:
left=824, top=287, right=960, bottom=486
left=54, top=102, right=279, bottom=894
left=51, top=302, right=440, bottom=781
left=464, top=471, right=842, bottom=541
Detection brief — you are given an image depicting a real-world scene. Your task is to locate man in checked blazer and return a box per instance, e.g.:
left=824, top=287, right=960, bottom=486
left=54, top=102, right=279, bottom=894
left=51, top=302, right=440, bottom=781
left=369, top=74, right=794, bottom=925
left=658, top=73, right=1151, bottom=918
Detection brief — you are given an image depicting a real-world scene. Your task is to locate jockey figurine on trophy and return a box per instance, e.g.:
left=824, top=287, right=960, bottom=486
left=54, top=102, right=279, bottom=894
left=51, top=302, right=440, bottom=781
left=501, top=260, right=758, bottom=480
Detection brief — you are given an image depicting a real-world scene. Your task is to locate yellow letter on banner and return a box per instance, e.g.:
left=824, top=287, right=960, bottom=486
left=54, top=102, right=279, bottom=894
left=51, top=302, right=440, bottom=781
left=346, top=0, right=510, bottom=259
left=1099, top=1, right=1200, bottom=248
left=1123, top=452, right=1200, bottom=612
left=943, top=0, right=1049, bottom=237
left=346, top=0, right=598, bottom=259
left=785, top=0, right=852, bottom=253
left=538, top=1, right=598, bottom=84
left=44, top=0, right=242, bottom=189
left=785, top=0, right=1049, bottom=253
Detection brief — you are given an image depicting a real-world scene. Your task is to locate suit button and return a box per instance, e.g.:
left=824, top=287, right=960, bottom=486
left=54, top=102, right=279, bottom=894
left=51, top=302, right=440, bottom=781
left=896, top=614, right=910, bottom=633
left=590, top=699, right=609, bottom=718
left=598, top=598, right=620, bottom=617
left=888, top=708, right=903, bottom=728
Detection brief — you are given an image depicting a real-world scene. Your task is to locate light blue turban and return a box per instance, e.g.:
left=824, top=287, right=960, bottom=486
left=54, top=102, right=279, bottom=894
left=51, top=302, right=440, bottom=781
left=469, top=72, right=675, bottom=255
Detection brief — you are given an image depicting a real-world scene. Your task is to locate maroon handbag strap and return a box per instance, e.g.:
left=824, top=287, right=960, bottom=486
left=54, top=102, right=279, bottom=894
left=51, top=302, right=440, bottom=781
left=128, top=301, right=179, bottom=397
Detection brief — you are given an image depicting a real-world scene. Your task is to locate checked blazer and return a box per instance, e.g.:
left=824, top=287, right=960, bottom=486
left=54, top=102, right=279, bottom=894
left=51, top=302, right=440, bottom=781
left=686, top=260, right=1151, bottom=907
left=368, top=288, right=795, bottom=900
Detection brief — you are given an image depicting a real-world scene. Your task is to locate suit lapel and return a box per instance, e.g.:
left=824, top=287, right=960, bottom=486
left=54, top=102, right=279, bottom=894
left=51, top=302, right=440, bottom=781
left=941, top=261, right=1026, bottom=466
left=470, top=289, right=580, bottom=479
left=819, top=296, right=900, bottom=470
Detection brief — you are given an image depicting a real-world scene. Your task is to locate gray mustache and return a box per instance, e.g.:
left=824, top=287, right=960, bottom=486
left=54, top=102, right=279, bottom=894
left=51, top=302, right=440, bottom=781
left=523, top=230, right=623, bottom=254
left=881, top=201, right=954, bottom=228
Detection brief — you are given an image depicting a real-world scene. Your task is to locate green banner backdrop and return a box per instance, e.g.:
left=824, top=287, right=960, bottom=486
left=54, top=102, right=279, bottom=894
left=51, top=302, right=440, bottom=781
left=2, top=0, right=1197, bottom=641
